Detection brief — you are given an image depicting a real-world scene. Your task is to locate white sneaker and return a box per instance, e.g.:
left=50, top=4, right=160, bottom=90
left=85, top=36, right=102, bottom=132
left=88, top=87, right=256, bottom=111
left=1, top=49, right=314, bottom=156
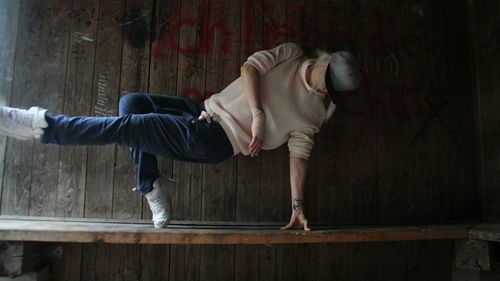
left=145, top=177, right=171, bottom=228
left=0, top=106, right=48, bottom=140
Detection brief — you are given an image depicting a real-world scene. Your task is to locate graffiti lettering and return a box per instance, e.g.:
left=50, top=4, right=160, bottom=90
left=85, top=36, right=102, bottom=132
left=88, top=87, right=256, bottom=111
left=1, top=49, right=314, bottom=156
left=94, top=71, right=114, bottom=117
left=166, top=1, right=230, bottom=55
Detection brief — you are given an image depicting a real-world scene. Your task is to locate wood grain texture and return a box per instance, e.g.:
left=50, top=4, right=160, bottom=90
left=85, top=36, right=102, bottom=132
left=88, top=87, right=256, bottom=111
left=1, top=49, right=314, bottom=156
left=28, top=0, right=71, bottom=218
left=80, top=243, right=141, bottom=281
left=52, top=243, right=82, bottom=281
left=474, top=0, right=500, bottom=222
left=146, top=0, right=180, bottom=219
left=81, top=1, right=126, bottom=280
left=113, top=0, right=152, bottom=220
left=170, top=0, right=205, bottom=221
left=140, top=244, right=170, bottom=280
left=140, top=0, right=180, bottom=279
left=84, top=0, right=124, bottom=219
left=202, top=0, right=239, bottom=223
left=441, top=0, right=478, bottom=220
left=2, top=0, right=34, bottom=215
left=235, top=0, right=263, bottom=224
left=315, top=0, right=351, bottom=227
left=259, top=0, right=287, bottom=226
left=346, top=0, right=379, bottom=226
left=235, top=1, right=262, bottom=277
left=56, top=0, right=98, bottom=219
left=2, top=0, right=71, bottom=216
left=0, top=217, right=471, bottom=244
left=0, top=0, right=20, bottom=214
left=200, top=0, right=240, bottom=279
left=0, top=0, right=481, bottom=280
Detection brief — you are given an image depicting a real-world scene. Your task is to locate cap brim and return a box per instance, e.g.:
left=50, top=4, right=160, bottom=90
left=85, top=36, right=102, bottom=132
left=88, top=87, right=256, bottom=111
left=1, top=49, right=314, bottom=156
left=325, top=66, right=340, bottom=104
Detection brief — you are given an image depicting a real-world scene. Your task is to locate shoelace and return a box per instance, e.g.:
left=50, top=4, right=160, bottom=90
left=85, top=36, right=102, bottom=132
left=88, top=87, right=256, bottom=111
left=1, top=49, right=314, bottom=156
left=7, top=108, right=33, bottom=127
left=149, top=197, right=163, bottom=217
left=198, top=111, right=214, bottom=123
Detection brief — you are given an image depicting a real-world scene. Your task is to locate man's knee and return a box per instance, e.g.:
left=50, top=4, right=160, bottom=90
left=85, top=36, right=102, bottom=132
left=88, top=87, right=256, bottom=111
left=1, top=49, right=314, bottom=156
left=119, top=92, right=152, bottom=116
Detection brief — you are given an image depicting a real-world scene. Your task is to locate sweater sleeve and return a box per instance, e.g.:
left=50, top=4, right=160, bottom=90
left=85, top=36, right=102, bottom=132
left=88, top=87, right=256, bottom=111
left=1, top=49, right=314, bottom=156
left=288, top=128, right=316, bottom=160
left=243, top=42, right=304, bottom=74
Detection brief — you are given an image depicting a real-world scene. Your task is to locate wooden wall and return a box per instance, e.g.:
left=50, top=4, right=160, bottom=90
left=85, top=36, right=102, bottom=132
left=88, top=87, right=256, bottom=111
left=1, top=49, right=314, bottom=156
left=469, top=0, right=500, bottom=280
left=0, top=0, right=477, bottom=280
left=471, top=0, right=500, bottom=222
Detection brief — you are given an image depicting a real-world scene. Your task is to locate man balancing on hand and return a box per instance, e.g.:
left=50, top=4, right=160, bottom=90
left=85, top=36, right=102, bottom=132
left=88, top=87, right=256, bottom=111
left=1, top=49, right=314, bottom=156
left=0, top=42, right=361, bottom=230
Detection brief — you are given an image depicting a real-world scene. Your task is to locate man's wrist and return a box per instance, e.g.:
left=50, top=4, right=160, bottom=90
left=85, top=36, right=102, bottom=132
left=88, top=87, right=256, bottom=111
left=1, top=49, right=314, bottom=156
left=291, top=198, right=304, bottom=211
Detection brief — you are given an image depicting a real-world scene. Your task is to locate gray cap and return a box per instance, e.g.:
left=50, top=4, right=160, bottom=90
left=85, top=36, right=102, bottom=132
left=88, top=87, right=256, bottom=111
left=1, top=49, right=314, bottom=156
left=325, top=51, right=362, bottom=103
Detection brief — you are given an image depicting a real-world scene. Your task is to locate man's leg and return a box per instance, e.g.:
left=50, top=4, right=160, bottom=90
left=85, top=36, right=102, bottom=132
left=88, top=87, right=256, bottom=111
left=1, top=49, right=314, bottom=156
left=118, top=93, right=161, bottom=195
left=0, top=94, right=199, bottom=228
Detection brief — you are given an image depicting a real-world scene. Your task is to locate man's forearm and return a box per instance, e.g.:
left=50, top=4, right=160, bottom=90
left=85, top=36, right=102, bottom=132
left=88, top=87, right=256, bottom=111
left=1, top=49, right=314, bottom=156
left=241, top=64, right=262, bottom=110
left=289, top=156, right=308, bottom=210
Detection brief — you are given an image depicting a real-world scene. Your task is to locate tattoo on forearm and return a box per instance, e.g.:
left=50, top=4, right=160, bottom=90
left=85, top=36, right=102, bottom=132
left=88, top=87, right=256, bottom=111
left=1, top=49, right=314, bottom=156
left=292, top=199, right=304, bottom=210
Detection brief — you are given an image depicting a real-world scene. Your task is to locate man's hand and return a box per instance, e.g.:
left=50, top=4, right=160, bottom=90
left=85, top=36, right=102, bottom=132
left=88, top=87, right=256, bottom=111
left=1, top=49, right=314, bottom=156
left=249, top=107, right=265, bottom=157
left=281, top=209, right=311, bottom=231
left=249, top=136, right=263, bottom=157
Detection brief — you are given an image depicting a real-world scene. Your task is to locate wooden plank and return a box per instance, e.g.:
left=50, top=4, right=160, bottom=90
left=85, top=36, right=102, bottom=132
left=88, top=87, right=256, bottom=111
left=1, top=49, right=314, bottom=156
left=171, top=0, right=204, bottom=222
left=200, top=0, right=241, bottom=279
left=0, top=215, right=476, bottom=227
left=259, top=245, right=284, bottom=281
left=114, top=0, right=152, bottom=220
left=234, top=245, right=259, bottom=281
left=469, top=224, right=500, bottom=242
left=105, top=1, right=153, bottom=280
left=140, top=0, right=181, bottom=279
left=0, top=0, right=20, bottom=213
left=474, top=0, right=500, bottom=222
left=2, top=0, right=35, bottom=215
left=235, top=1, right=262, bottom=278
left=283, top=2, right=321, bottom=280
left=441, top=0, right=479, bottom=220
left=371, top=0, right=408, bottom=225
left=316, top=244, right=348, bottom=281
left=315, top=0, right=351, bottom=227
left=2, top=0, right=69, bottom=216
left=52, top=243, right=81, bottom=281
left=283, top=244, right=316, bottom=281
left=366, top=2, right=411, bottom=280
left=80, top=243, right=141, bottom=281
left=260, top=0, right=288, bottom=278
left=407, top=240, right=454, bottom=281
left=259, top=0, right=286, bottom=224
left=169, top=0, right=209, bottom=279
left=345, top=0, right=378, bottom=226
left=169, top=245, right=200, bottom=281
left=84, top=0, right=123, bottom=219
left=285, top=0, right=318, bottom=224
left=56, top=0, right=98, bottom=218
left=80, top=1, right=126, bottom=280
left=27, top=0, right=72, bottom=217
left=400, top=2, right=450, bottom=280
left=200, top=245, right=234, bottom=281
left=140, top=244, right=170, bottom=280
left=202, top=0, right=239, bottom=223
left=348, top=242, right=408, bottom=281
left=146, top=0, right=180, bottom=219
left=0, top=218, right=471, bottom=244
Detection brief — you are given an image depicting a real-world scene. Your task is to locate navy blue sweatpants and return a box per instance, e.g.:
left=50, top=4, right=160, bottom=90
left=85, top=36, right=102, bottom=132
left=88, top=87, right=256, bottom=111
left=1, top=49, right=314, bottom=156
left=41, top=93, right=233, bottom=194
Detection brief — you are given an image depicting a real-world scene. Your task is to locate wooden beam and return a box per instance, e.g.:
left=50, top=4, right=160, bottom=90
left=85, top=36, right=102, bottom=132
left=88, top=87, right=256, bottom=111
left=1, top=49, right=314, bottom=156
left=0, top=216, right=470, bottom=245
left=469, top=224, right=500, bottom=242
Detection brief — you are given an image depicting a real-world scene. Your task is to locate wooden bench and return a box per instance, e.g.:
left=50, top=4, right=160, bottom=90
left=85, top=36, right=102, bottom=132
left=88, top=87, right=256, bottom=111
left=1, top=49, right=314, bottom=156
left=5, top=216, right=500, bottom=279
left=0, top=216, right=472, bottom=245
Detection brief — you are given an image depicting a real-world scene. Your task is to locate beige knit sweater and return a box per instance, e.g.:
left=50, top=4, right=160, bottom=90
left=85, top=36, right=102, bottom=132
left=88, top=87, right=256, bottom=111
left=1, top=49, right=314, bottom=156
left=204, top=42, right=334, bottom=159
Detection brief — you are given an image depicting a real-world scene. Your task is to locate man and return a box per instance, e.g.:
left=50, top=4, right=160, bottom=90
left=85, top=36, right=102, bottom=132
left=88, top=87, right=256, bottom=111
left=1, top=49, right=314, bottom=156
left=0, top=42, right=361, bottom=230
